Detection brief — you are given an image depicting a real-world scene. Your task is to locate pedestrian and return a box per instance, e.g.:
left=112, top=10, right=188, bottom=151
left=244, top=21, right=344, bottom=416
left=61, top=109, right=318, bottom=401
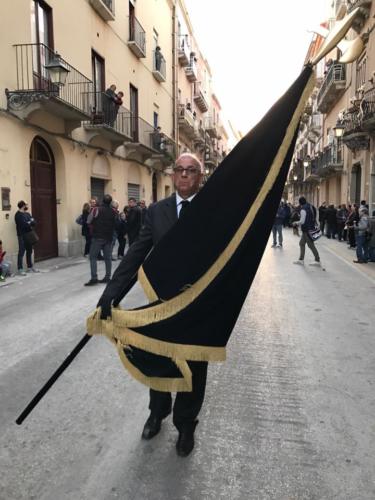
left=368, top=213, right=375, bottom=262
left=110, top=199, right=121, bottom=261
left=97, top=153, right=207, bottom=457
left=318, top=201, right=327, bottom=234
left=76, top=202, right=92, bottom=257
left=139, top=200, right=148, bottom=226
left=325, top=204, right=337, bottom=239
left=336, top=204, right=348, bottom=241
left=271, top=202, right=284, bottom=247
left=0, top=240, right=12, bottom=281
left=346, top=204, right=359, bottom=249
left=126, top=197, right=142, bottom=246
left=353, top=208, right=370, bottom=264
left=283, top=202, right=291, bottom=227
left=293, top=196, right=321, bottom=266
left=84, top=194, right=117, bottom=286
left=116, top=207, right=128, bottom=259
left=14, top=200, right=39, bottom=275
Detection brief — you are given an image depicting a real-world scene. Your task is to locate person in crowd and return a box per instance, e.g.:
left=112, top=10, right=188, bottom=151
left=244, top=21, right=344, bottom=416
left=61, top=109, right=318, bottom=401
left=368, top=212, right=375, bottom=262
left=271, top=202, right=285, bottom=247
left=346, top=204, right=359, bottom=249
left=283, top=202, right=291, bottom=227
left=318, top=201, right=327, bottom=234
left=336, top=203, right=348, bottom=242
left=84, top=194, right=117, bottom=286
left=110, top=200, right=121, bottom=261
left=14, top=200, right=39, bottom=275
left=80, top=202, right=92, bottom=257
left=97, top=153, right=207, bottom=457
left=139, top=200, right=148, bottom=226
left=290, top=205, right=300, bottom=236
left=353, top=208, right=370, bottom=264
left=359, top=199, right=368, bottom=213
left=116, top=207, right=128, bottom=259
left=112, top=91, right=124, bottom=126
left=325, top=204, right=337, bottom=239
left=293, top=196, right=321, bottom=266
left=0, top=240, right=12, bottom=281
left=126, top=197, right=142, bottom=245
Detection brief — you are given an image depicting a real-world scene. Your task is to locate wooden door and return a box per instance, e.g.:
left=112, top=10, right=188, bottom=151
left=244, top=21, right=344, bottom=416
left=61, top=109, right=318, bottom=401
left=30, top=137, right=58, bottom=261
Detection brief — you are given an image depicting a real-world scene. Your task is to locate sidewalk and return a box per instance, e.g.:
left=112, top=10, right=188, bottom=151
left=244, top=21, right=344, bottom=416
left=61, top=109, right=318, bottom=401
left=0, top=255, right=87, bottom=288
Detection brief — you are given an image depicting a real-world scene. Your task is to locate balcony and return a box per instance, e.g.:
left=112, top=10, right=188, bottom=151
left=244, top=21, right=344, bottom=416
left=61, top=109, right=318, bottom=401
left=315, top=142, right=344, bottom=177
left=361, top=86, right=375, bottom=131
left=152, top=50, right=166, bottom=82
left=193, top=82, right=209, bottom=113
left=304, top=159, right=320, bottom=182
left=178, top=35, right=190, bottom=67
left=124, top=117, right=176, bottom=167
left=342, top=108, right=370, bottom=151
left=128, top=16, right=146, bottom=58
left=89, top=0, right=115, bottom=21
left=317, top=63, right=346, bottom=113
left=178, top=104, right=195, bottom=138
left=83, top=91, right=132, bottom=148
left=193, top=121, right=205, bottom=147
left=6, top=43, right=92, bottom=132
left=307, top=114, right=322, bottom=143
left=185, top=56, right=198, bottom=82
left=347, top=0, right=372, bottom=32
left=205, top=116, right=218, bottom=139
left=205, top=144, right=218, bottom=167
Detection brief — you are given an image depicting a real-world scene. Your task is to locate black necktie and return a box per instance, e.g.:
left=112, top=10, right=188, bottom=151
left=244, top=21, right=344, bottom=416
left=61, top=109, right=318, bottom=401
left=179, top=200, right=190, bottom=218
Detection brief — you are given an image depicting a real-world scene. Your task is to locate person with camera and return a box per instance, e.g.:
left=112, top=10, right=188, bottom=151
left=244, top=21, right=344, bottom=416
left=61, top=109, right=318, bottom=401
left=14, top=200, right=39, bottom=275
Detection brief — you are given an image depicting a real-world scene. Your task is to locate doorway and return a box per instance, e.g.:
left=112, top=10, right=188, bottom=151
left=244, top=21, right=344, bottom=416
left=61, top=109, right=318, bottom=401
left=152, top=172, right=158, bottom=202
left=30, top=137, right=58, bottom=261
left=351, top=163, right=362, bottom=204
left=90, top=178, right=106, bottom=203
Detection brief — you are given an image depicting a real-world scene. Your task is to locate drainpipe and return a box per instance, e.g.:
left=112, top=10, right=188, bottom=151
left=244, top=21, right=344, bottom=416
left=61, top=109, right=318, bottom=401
left=172, top=2, right=178, bottom=159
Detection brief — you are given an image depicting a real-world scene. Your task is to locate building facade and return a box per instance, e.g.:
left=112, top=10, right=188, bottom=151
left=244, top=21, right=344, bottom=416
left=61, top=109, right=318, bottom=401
left=287, top=0, right=375, bottom=215
left=0, top=0, right=229, bottom=264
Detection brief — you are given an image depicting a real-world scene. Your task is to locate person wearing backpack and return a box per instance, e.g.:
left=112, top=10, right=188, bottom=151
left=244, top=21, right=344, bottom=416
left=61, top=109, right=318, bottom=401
left=292, top=197, right=321, bottom=267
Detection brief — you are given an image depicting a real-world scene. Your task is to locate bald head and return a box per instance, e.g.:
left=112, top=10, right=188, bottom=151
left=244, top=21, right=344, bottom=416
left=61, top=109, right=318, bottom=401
left=176, top=153, right=203, bottom=173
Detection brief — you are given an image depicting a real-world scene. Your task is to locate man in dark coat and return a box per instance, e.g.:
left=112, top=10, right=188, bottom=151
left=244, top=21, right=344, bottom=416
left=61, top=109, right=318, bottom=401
left=97, top=153, right=205, bottom=457
left=85, top=194, right=117, bottom=286
left=126, top=197, right=142, bottom=245
left=318, top=201, right=327, bottom=234
left=293, top=196, right=321, bottom=266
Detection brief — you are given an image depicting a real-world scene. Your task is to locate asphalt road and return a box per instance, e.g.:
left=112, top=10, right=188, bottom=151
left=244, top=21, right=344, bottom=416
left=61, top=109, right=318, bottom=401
left=1, top=230, right=375, bottom=500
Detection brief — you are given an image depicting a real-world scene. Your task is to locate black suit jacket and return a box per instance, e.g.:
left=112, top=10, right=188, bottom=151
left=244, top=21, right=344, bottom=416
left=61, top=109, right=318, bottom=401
left=101, top=194, right=178, bottom=304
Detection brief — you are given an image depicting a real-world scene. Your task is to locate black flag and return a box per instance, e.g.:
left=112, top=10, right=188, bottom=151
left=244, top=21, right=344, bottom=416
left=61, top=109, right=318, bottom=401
left=87, top=65, right=315, bottom=391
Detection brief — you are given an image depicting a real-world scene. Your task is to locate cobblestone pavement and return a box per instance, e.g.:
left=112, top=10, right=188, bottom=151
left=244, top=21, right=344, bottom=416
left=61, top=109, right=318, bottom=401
left=0, top=229, right=374, bottom=500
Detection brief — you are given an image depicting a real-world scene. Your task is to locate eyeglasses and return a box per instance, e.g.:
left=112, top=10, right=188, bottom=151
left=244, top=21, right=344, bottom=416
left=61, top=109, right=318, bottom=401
left=173, top=166, right=201, bottom=175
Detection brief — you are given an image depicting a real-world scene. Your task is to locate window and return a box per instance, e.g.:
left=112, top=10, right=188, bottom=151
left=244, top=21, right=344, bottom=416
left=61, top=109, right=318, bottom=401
left=356, top=55, right=367, bottom=92
left=92, top=50, right=105, bottom=93
left=31, top=0, right=53, bottom=48
left=153, top=112, right=158, bottom=129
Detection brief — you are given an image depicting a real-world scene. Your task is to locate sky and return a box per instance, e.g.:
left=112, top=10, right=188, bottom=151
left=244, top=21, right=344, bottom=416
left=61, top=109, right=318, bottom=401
left=183, top=0, right=331, bottom=141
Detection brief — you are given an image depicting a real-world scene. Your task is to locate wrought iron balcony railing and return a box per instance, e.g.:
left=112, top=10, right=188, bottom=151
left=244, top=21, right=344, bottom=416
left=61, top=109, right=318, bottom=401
left=131, top=116, right=176, bottom=160
left=6, top=43, right=92, bottom=120
left=361, top=86, right=375, bottom=129
left=152, top=50, right=166, bottom=82
left=317, top=63, right=346, bottom=113
left=185, top=57, right=198, bottom=82
left=83, top=91, right=132, bottom=139
left=128, top=15, right=146, bottom=58
left=315, top=142, right=344, bottom=175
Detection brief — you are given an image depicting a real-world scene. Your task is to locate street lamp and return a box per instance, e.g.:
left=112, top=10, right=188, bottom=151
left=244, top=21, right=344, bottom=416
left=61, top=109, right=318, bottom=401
left=293, top=175, right=298, bottom=181
left=333, top=119, right=345, bottom=138
left=205, top=167, right=210, bottom=175
left=45, top=54, right=70, bottom=86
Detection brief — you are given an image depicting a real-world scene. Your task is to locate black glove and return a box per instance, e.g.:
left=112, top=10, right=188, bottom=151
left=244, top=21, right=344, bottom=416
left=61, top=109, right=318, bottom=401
left=97, top=294, right=113, bottom=320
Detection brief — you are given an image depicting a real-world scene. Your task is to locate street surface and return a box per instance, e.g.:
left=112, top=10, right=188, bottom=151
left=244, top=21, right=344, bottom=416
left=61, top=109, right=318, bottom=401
left=1, top=229, right=375, bottom=500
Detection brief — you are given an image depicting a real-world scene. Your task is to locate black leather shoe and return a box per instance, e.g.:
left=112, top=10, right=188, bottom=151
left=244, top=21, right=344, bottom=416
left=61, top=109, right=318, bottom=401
left=84, top=279, right=98, bottom=286
left=176, top=420, right=198, bottom=457
left=99, top=277, right=111, bottom=283
left=142, top=414, right=162, bottom=440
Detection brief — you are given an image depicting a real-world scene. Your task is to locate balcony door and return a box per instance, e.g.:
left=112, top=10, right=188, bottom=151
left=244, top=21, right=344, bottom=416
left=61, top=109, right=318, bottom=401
left=30, top=137, right=58, bottom=261
left=91, top=51, right=105, bottom=116
left=130, top=84, right=139, bottom=141
left=31, top=0, right=54, bottom=90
